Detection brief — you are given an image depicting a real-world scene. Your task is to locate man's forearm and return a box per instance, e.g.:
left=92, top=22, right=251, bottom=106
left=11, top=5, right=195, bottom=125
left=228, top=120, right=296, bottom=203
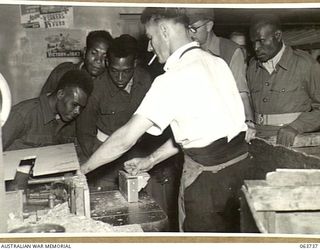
left=81, top=114, right=154, bottom=174
left=289, top=110, right=320, bottom=134
left=81, top=125, right=137, bottom=174
left=148, top=138, right=180, bottom=167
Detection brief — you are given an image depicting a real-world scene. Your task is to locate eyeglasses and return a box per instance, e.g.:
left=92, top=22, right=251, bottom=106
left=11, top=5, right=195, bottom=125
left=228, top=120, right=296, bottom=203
left=188, top=21, right=210, bottom=33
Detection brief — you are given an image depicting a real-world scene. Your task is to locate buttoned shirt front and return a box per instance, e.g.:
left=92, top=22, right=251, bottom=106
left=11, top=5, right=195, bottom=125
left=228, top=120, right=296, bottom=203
left=247, top=45, right=320, bottom=133
left=2, top=94, right=76, bottom=151
left=76, top=66, right=152, bottom=156
left=135, top=42, right=247, bottom=149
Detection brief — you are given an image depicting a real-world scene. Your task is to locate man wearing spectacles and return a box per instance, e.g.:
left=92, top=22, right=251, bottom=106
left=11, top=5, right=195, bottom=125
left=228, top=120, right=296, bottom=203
left=185, top=8, right=255, bottom=142
left=81, top=7, right=251, bottom=233
left=248, top=14, right=320, bottom=147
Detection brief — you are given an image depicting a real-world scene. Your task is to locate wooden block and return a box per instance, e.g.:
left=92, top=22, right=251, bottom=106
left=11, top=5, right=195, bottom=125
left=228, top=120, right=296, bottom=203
left=5, top=190, right=23, bottom=219
left=119, top=170, right=139, bottom=202
left=266, top=169, right=320, bottom=186
left=248, top=185, right=320, bottom=211
left=275, top=212, right=320, bottom=234
left=75, top=186, right=85, bottom=216
left=118, top=170, right=150, bottom=203
left=69, top=174, right=90, bottom=217
left=83, top=185, right=90, bottom=218
left=4, top=143, right=79, bottom=181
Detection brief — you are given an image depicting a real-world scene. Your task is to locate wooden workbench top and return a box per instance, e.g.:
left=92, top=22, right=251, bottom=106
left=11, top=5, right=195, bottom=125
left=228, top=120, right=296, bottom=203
left=90, top=190, right=168, bottom=232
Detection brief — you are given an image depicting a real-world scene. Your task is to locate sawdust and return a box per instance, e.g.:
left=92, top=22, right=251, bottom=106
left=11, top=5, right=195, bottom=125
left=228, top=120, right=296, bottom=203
left=8, top=202, right=143, bottom=233
left=91, top=191, right=126, bottom=215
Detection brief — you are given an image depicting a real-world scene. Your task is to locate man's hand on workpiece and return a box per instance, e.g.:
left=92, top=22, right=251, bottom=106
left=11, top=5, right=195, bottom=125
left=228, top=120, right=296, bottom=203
left=124, top=156, right=154, bottom=176
left=276, top=125, right=298, bottom=147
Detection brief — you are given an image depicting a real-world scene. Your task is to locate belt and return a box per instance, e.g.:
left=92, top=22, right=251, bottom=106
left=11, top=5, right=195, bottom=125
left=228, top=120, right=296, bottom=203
left=254, top=112, right=301, bottom=126
left=198, top=152, right=249, bottom=173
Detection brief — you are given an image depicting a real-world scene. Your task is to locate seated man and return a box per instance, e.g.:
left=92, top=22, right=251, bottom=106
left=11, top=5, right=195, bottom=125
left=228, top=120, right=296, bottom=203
left=3, top=69, right=93, bottom=151
left=40, top=30, right=112, bottom=94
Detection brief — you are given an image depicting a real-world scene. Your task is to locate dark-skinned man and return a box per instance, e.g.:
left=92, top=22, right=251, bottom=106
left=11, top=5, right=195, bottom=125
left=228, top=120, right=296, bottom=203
left=40, top=30, right=113, bottom=94
left=76, top=35, right=152, bottom=189
left=247, top=14, right=320, bottom=146
left=80, top=8, right=252, bottom=232
left=3, top=69, right=93, bottom=151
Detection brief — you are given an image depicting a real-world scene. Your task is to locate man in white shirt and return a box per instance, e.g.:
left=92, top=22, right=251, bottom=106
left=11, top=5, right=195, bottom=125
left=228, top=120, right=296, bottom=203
left=81, top=7, right=252, bottom=232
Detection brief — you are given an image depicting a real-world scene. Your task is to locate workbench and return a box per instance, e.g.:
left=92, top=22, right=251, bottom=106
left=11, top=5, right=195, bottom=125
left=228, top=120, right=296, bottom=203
left=90, top=190, right=168, bottom=232
left=3, top=143, right=168, bottom=232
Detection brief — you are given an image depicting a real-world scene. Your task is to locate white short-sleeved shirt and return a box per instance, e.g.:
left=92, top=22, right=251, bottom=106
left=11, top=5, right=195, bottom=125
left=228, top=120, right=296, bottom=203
left=135, top=42, right=247, bottom=149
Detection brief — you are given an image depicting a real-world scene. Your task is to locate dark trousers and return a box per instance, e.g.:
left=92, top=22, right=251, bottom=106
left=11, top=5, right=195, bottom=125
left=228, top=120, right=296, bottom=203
left=183, top=156, right=253, bottom=232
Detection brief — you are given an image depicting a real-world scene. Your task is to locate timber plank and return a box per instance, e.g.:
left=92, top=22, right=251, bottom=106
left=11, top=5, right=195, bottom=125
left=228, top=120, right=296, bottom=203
left=275, top=212, right=320, bottom=234
left=3, top=143, right=79, bottom=181
left=241, top=186, right=268, bottom=233
left=249, top=185, right=320, bottom=211
left=266, top=169, right=320, bottom=186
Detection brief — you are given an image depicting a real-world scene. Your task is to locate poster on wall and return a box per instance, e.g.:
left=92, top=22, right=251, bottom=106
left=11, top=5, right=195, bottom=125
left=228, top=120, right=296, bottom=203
left=45, top=30, right=82, bottom=58
left=20, top=5, right=41, bottom=28
left=20, top=5, right=73, bottom=29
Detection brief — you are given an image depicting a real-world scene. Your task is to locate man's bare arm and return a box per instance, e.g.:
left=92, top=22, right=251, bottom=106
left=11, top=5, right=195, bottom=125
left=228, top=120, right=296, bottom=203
left=81, top=114, right=154, bottom=174
left=124, top=137, right=179, bottom=175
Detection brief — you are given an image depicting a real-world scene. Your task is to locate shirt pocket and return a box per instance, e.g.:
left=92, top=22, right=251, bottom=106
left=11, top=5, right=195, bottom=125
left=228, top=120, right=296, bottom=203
left=270, top=77, right=307, bottom=100
left=269, top=75, right=309, bottom=110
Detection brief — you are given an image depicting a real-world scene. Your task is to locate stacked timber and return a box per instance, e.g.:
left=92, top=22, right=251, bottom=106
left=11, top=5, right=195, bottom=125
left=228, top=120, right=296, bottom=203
left=241, top=169, right=320, bottom=234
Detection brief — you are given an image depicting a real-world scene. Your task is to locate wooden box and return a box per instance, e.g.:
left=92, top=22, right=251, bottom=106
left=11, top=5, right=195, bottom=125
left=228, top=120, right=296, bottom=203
left=118, top=170, right=150, bottom=203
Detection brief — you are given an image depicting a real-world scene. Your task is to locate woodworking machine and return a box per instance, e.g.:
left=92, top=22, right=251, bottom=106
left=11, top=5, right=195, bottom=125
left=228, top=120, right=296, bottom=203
left=3, top=144, right=90, bottom=219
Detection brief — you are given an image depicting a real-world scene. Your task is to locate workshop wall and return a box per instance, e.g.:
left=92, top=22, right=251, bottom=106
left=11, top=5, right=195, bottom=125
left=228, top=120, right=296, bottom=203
left=0, top=4, right=144, bottom=105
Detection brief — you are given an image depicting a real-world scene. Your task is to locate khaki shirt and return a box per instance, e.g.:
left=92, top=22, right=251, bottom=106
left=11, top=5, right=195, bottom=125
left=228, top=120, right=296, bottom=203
left=247, top=46, right=320, bottom=133
left=2, top=94, right=75, bottom=151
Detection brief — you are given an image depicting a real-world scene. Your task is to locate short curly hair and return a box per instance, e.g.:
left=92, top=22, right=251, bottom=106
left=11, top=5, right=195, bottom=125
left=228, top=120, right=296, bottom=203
left=56, top=69, right=93, bottom=96
left=107, top=34, right=138, bottom=59
left=86, top=30, right=113, bottom=49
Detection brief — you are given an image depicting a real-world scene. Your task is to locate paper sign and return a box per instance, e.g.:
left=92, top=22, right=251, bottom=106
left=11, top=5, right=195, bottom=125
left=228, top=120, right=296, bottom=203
left=20, top=5, right=73, bottom=29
